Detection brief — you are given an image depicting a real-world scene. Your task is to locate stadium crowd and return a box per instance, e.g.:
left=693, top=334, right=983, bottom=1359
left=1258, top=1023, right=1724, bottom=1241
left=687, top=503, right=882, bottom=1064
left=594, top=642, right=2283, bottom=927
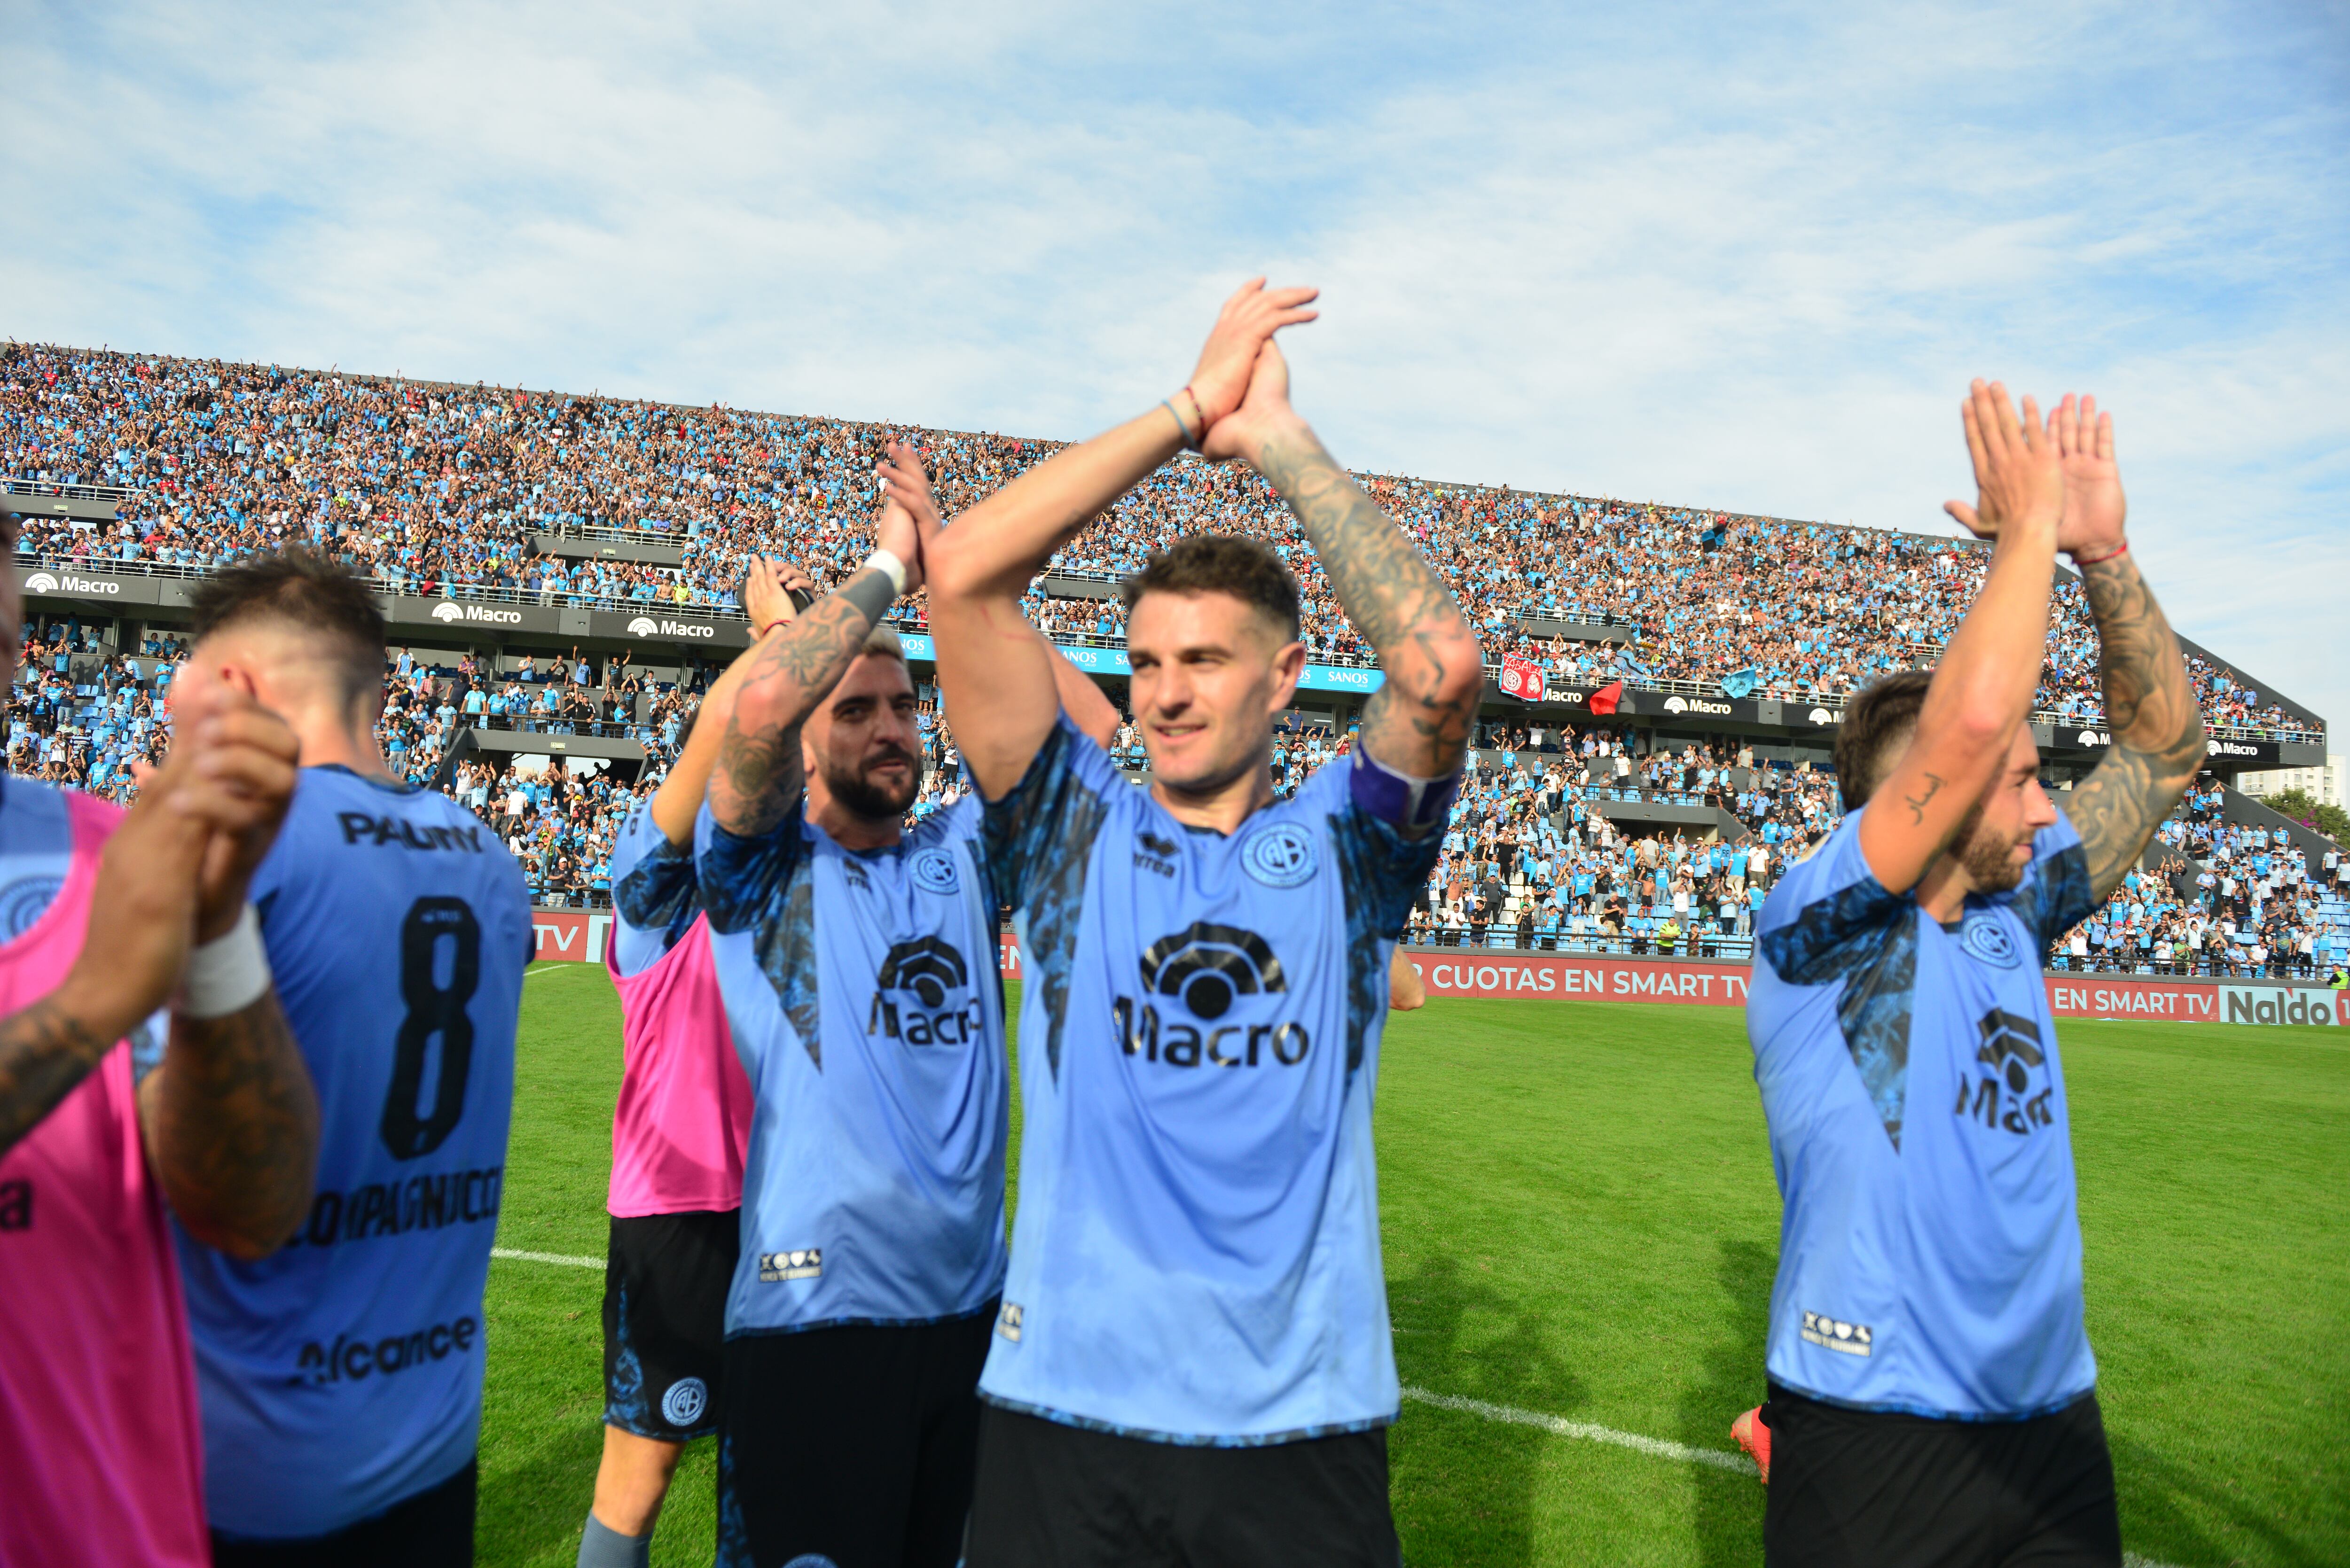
left=8, top=340, right=2343, bottom=976
left=2, top=340, right=2321, bottom=743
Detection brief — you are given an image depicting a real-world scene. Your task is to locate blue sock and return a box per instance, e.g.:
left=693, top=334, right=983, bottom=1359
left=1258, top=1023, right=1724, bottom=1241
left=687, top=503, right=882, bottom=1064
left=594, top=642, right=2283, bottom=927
left=578, top=1513, right=651, bottom=1568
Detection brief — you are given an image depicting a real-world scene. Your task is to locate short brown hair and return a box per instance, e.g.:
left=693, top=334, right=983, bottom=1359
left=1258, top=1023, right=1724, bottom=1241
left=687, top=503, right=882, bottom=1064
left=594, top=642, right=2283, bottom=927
left=1834, top=670, right=1933, bottom=812
left=189, top=549, right=386, bottom=707
left=1120, top=535, right=1300, bottom=643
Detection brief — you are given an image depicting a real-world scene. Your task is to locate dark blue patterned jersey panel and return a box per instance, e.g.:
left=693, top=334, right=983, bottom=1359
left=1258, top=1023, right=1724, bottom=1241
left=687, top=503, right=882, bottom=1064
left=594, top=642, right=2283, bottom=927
left=1760, top=858, right=1920, bottom=1149
left=612, top=829, right=700, bottom=952
left=696, top=804, right=822, bottom=1061
left=981, top=718, right=1106, bottom=1080
left=1327, top=799, right=1443, bottom=1077
left=2013, top=833, right=2096, bottom=955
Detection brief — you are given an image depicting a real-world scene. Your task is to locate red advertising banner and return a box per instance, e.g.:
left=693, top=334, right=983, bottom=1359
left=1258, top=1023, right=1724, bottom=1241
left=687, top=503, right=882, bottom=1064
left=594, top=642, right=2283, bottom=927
left=1405, top=950, right=1751, bottom=1005
left=531, top=909, right=611, bottom=965
left=541, top=918, right=2340, bottom=1030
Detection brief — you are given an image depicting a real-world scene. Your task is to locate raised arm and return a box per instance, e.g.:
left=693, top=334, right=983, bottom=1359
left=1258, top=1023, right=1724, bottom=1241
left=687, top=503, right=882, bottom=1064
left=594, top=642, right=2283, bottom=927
left=1858, top=381, right=2063, bottom=895
left=2045, top=396, right=2208, bottom=898
left=924, top=279, right=1320, bottom=798
left=647, top=557, right=814, bottom=846
left=710, top=484, right=925, bottom=837
left=128, top=691, right=321, bottom=1257
left=1207, top=340, right=1481, bottom=787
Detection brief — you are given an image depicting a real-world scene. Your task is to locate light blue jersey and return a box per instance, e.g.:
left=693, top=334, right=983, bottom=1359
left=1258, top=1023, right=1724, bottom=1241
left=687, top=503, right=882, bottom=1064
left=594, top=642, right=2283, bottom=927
left=978, top=718, right=1438, bottom=1444
left=1747, top=808, right=2098, bottom=1420
left=696, top=795, right=1008, bottom=1336
left=173, top=766, right=531, bottom=1538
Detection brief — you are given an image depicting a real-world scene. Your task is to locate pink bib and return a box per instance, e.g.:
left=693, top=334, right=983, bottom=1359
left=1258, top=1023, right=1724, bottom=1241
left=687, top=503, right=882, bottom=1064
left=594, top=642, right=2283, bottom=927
left=0, top=791, right=209, bottom=1568
left=607, top=913, right=752, bottom=1216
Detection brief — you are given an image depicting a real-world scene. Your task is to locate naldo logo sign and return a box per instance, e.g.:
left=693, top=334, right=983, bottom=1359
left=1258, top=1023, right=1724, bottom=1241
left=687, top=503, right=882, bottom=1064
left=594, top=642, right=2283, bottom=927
left=430, top=601, right=520, bottom=625
left=625, top=616, right=717, bottom=640
left=2220, top=988, right=2340, bottom=1027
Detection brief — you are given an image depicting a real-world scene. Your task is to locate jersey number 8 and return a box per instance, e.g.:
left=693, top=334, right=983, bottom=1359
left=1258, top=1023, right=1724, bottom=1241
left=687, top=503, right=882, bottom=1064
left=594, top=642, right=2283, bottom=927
left=380, top=897, right=482, bottom=1161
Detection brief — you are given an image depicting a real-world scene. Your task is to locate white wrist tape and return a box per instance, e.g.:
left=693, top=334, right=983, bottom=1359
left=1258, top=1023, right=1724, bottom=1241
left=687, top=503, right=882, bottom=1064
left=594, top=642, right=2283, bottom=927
left=864, top=549, right=910, bottom=597
left=180, top=903, right=272, bottom=1019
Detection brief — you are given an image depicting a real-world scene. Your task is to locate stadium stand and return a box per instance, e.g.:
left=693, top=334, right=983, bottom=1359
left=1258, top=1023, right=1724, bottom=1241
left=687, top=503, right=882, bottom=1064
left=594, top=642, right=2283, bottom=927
left=5, top=339, right=2340, bottom=975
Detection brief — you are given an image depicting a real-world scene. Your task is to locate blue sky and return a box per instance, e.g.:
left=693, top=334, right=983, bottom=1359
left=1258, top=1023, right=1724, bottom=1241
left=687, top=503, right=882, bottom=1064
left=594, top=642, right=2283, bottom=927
left=6, top=1, right=2345, bottom=733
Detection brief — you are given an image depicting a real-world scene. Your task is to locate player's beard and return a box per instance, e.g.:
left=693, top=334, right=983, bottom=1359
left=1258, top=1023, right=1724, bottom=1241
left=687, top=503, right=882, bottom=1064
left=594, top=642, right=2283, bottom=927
left=1951, top=796, right=2029, bottom=895
left=823, top=743, right=919, bottom=821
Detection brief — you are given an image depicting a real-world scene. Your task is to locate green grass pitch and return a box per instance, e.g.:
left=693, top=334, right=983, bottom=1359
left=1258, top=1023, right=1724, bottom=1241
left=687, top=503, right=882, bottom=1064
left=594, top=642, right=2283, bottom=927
left=478, top=964, right=2348, bottom=1566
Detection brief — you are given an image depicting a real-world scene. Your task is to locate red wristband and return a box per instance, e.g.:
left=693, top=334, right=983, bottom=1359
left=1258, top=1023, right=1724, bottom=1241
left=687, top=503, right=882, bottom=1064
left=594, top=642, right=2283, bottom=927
left=2071, top=538, right=2128, bottom=567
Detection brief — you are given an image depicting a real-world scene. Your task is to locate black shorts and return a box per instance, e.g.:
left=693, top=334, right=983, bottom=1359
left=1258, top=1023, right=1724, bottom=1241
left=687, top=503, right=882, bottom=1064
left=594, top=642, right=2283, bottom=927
left=1763, top=1385, right=2121, bottom=1568
left=603, top=1209, right=739, bottom=1441
left=210, top=1458, right=475, bottom=1568
left=717, top=1307, right=995, bottom=1568
left=964, top=1405, right=1400, bottom=1568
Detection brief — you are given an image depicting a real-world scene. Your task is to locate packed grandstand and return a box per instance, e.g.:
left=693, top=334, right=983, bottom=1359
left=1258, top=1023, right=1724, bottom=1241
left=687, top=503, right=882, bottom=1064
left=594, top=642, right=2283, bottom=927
left=5, top=340, right=2343, bottom=979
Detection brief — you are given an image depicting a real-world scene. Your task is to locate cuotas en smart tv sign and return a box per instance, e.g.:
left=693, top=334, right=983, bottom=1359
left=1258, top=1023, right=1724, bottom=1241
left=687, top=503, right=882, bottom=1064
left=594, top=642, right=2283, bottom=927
left=527, top=912, right=2342, bottom=1029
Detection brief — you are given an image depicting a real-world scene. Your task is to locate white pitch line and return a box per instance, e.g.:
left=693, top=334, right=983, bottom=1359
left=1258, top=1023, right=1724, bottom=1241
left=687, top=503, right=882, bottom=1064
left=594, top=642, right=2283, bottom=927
left=1401, top=1386, right=1750, bottom=1473
left=474, top=1252, right=2191, bottom=1566
left=490, top=1246, right=604, bottom=1269
left=523, top=964, right=572, bottom=979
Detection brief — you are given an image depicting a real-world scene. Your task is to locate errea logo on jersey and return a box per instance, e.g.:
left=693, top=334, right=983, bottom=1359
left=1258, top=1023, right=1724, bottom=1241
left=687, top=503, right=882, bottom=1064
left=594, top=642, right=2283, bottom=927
left=1113, top=922, right=1310, bottom=1069
left=868, top=936, right=981, bottom=1045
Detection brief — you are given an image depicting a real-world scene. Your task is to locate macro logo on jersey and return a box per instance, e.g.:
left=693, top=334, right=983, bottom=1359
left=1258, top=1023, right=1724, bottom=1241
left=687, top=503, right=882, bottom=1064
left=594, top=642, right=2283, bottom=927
left=1114, top=922, right=1310, bottom=1069
left=868, top=936, right=980, bottom=1045
left=1242, top=822, right=1318, bottom=888
left=1956, top=1008, right=2055, bottom=1135
left=1959, top=912, right=2020, bottom=968
left=910, top=847, right=960, bottom=895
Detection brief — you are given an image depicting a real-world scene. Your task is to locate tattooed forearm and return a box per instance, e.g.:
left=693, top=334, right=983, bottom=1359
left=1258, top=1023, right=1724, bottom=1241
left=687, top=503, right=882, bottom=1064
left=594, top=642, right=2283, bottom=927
left=2063, top=551, right=2208, bottom=900
left=1250, top=426, right=1481, bottom=775
left=1903, top=772, right=1944, bottom=826
left=710, top=567, right=895, bottom=836
left=0, top=997, right=116, bottom=1158
left=145, top=994, right=319, bottom=1258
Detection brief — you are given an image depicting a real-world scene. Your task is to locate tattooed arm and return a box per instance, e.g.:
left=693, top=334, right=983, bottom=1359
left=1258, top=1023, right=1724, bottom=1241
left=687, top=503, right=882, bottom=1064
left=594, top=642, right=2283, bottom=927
left=139, top=690, right=319, bottom=1257
left=711, top=447, right=945, bottom=836
left=0, top=997, right=127, bottom=1159
left=926, top=279, right=1321, bottom=799
left=1208, top=342, right=1481, bottom=781
left=2045, top=395, right=2208, bottom=899
left=648, top=557, right=815, bottom=845
left=143, top=998, right=316, bottom=1257
left=1857, top=381, right=2063, bottom=895
left=709, top=567, right=903, bottom=837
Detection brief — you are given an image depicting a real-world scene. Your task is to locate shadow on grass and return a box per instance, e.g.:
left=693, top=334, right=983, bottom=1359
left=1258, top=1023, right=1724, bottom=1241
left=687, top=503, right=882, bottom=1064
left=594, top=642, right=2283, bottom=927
left=1678, top=1237, right=1772, bottom=1567
left=2112, top=1428, right=2343, bottom=1568
left=1390, top=1251, right=1589, bottom=1566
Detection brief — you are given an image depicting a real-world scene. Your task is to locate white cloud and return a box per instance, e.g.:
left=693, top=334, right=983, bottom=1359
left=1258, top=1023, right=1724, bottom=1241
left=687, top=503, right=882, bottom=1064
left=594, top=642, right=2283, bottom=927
left=3, top=0, right=2344, bottom=728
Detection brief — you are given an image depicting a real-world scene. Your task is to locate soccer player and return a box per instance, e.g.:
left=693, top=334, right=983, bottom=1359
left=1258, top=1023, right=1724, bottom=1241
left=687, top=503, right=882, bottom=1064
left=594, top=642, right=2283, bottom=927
left=579, top=557, right=812, bottom=1568
left=1742, top=387, right=2206, bottom=1565
left=695, top=446, right=1115, bottom=1568
left=0, top=507, right=319, bottom=1568
left=924, top=280, right=1480, bottom=1564
left=164, top=553, right=533, bottom=1566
